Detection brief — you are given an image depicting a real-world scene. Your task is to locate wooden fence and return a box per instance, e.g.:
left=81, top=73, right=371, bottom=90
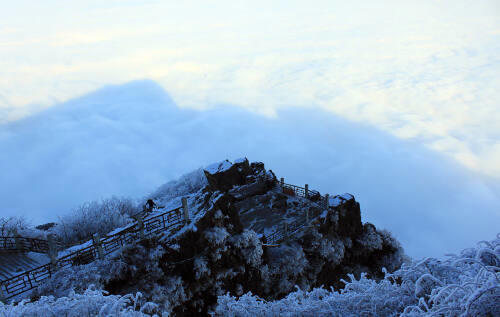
left=264, top=176, right=328, bottom=245
left=0, top=237, right=51, bottom=254
left=0, top=206, right=184, bottom=301
left=265, top=218, right=309, bottom=245
left=0, top=207, right=167, bottom=255
left=0, top=178, right=330, bottom=301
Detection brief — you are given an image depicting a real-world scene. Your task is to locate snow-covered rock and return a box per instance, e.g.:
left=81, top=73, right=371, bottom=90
left=6, top=158, right=405, bottom=315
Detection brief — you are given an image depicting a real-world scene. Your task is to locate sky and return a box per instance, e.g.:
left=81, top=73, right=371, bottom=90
left=0, top=1, right=499, bottom=257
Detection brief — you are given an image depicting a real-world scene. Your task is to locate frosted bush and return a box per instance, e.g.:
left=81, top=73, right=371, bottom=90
left=0, top=216, right=51, bottom=240
left=205, top=227, right=230, bottom=245
left=0, top=216, right=30, bottom=236
left=230, top=230, right=263, bottom=267
left=357, top=223, right=383, bottom=252
left=35, top=259, right=128, bottom=298
left=54, top=196, right=137, bottom=245
left=216, top=233, right=500, bottom=316
left=150, top=168, right=207, bottom=201
left=194, top=256, right=211, bottom=279
left=319, top=239, right=345, bottom=265
left=267, top=243, right=310, bottom=294
left=0, top=286, right=157, bottom=316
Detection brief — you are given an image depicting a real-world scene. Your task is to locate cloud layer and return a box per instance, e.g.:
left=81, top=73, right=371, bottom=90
left=0, top=80, right=498, bottom=258
left=1, top=0, right=499, bottom=178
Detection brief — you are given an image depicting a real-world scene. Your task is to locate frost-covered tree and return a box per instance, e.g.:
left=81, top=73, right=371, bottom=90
left=0, top=286, right=158, bottom=316
left=216, top=233, right=500, bottom=316
left=0, top=216, right=29, bottom=236
left=149, top=168, right=207, bottom=201
left=54, top=196, right=138, bottom=245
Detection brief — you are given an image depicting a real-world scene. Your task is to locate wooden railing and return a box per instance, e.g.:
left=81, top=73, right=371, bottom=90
left=264, top=176, right=328, bottom=245
left=0, top=206, right=184, bottom=301
left=264, top=175, right=322, bottom=201
left=0, top=177, right=330, bottom=301
left=0, top=237, right=51, bottom=254
left=0, top=208, right=167, bottom=255
left=265, top=217, right=309, bottom=245
left=281, top=183, right=321, bottom=200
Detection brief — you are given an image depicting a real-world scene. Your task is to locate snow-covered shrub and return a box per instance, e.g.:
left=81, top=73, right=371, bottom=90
left=205, top=227, right=230, bottom=261
left=357, top=223, right=383, bottom=252
left=34, top=259, right=128, bottom=299
left=54, top=196, right=137, bottom=245
left=150, top=168, right=207, bottom=201
left=0, top=286, right=156, bottom=316
left=230, top=230, right=263, bottom=268
left=319, top=239, right=345, bottom=265
left=216, top=233, right=500, bottom=316
left=0, top=216, right=59, bottom=240
left=146, top=276, right=188, bottom=315
left=0, top=216, right=30, bottom=236
left=267, top=243, right=310, bottom=295
left=194, top=256, right=211, bottom=279
left=205, top=227, right=230, bottom=245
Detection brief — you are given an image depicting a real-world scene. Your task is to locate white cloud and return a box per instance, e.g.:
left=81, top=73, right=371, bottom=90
left=0, top=80, right=498, bottom=259
left=0, top=1, right=499, bottom=255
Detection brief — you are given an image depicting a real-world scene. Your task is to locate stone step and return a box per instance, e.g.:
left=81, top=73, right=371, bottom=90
left=0, top=252, right=50, bottom=281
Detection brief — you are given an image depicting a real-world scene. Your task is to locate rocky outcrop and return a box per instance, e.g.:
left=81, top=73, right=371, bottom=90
left=57, top=159, right=404, bottom=315
left=204, top=158, right=255, bottom=192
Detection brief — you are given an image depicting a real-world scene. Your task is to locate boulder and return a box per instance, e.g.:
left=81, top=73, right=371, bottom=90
left=204, top=158, right=252, bottom=192
left=321, top=194, right=363, bottom=238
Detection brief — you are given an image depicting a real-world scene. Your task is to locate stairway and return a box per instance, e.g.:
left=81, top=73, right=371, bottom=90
left=0, top=252, right=50, bottom=281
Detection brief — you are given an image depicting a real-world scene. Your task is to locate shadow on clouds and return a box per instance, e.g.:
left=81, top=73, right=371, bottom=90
left=0, top=79, right=498, bottom=258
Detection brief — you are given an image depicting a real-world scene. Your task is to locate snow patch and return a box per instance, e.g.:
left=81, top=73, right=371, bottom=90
left=234, top=157, right=247, bottom=164
left=205, top=160, right=233, bottom=174
left=328, top=193, right=353, bottom=207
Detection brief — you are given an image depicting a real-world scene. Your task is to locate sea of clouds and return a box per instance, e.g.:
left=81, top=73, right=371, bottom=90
left=1, top=1, right=499, bottom=178
left=0, top=80, right=498, bottom=258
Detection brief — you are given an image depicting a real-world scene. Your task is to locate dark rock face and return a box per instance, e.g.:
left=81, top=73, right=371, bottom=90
left=204, top=158, right=276, bottom=195
left=204, top=158, right=253, bottom=192
left=100, top=159, right=403, bottom=315
left=320, top=194, right=363, bottom=238
left=35, top=222, right=56, bottom=231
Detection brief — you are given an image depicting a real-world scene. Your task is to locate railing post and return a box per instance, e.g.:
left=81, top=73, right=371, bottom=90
left=13, top=229, right=23, bottom=252
left=305, top=184, right=309, bottom=199
left=93, top=233, right=104, bottom=260
left=325, top=194, right=329, bottom=209
left=137, top=214, right=145, bottom=239
left=280, top=178, right=284, bottom=188
left=306, top=208, right=309, bottom=224
left=182, top=198, right=190, bottom=224
left=47, top=234, right=59, bottom=268
left=0, top=283, right=6, bottom=304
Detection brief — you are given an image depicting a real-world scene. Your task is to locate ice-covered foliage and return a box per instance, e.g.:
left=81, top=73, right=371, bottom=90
left=357, top=223, right=383, bottom=252
left=267, top=243, right=310, bottom=294
left=230, top=230, right=263, bottom=268
left=319, top=239, right=345, bottom=265
left=0, top=286, right=155, bottom=316
left=150, top=167, right=207, bottom=201
left=204, top=227, right=230, bottom=245
left=34, top=259, right=128, bottom=299
left=194, top=256, right=211, bottom=279
left=0, top=216, right=30, bottom=236
left=216, top=233, right=500, bottom=316
left=54, top=196, right=137, bottom=245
